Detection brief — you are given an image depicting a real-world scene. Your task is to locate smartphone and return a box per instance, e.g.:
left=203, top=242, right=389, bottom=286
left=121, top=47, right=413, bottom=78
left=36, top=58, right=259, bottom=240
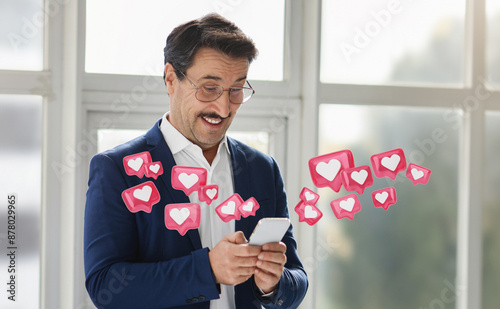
left=248, top=217, right=291, bottom=246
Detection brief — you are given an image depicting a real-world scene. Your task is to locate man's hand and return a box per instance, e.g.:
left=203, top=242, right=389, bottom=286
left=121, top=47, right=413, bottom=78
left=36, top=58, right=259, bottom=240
left=254, top=242, right=287, bottom=294
left=209, top=231, right=262, bottom=286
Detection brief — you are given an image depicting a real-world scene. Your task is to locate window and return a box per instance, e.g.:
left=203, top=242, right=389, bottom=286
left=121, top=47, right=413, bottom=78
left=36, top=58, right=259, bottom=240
left=85, top=0, right=285, bottom=81
left=315, top=104, right=459, bottom=309
left=482, top=112, right=500, bottom=309
left=0, top=95, right=42, bottom=309
left=487, top=0, right=500, bottom=87
left=0, top=0, right=44, bottom=71
left=320, top=0, right=466, bottom=86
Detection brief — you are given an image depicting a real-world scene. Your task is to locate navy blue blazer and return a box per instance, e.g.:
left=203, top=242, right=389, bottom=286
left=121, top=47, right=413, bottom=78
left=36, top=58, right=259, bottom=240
left=84, top=119, right=308, bottom=308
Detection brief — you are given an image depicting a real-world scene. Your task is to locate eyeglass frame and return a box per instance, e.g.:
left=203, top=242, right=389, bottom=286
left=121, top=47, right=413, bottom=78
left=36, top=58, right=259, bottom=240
left=175, top=69, right=255, bottom=104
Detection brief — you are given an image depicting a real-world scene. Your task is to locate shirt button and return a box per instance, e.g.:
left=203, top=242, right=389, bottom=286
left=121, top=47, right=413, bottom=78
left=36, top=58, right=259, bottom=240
left=277, top=298, right=284, bottom=306
left=199, top=295, right=206, bottom=301
left=192, top=297, right=199, bottom=302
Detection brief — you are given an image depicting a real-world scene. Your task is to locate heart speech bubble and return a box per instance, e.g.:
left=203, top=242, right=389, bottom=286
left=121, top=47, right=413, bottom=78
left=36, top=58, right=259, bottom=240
left=238, top=197, right=260, bottom=218
left=144, top=161, right=164, bottom=179
left=198, top=184, right=219, bottom=205
left=164, top=203, right=201, bottom=236
left=341, top=165, right=374, bottom=194
left=121, top=181, right=161, bottom=213
left=372, top=187, right=397, bottom=210
left=294, top=201, right=323, bottom=226
left=309, top=150, right=355, bottom=192
left=299, top=187, right=320, bottom=205
left=123, top=152, right=152, bottom=178
left=330, top=193, right=362, bottom=220
left=215, top=193, right=244, bottom=222
left=370, top=148, right=407, bottom=180
left=171, top=166, right=207, bottom=196
left=406, top=163, right=431, bottom=185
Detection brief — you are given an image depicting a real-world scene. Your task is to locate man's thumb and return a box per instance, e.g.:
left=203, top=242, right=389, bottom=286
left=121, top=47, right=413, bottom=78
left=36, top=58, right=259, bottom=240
left=227, top=231, right=248, bottom=244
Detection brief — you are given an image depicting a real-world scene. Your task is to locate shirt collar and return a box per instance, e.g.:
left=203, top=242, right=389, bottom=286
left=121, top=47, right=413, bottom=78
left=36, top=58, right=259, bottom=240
left=160, top=112, right=230, bottom=156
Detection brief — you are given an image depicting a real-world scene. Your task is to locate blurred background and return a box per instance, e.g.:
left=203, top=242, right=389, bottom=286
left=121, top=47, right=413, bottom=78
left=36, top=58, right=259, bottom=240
left=0, top=0, right=499, bottom=308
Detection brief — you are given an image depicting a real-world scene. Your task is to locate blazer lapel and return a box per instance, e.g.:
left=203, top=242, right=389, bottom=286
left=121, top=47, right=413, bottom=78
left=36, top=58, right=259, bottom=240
left=146, top=119, right=202, bottom=249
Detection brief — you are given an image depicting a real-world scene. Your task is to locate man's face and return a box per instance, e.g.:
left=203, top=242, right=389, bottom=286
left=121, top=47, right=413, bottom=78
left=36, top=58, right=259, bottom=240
left=165, top=48, right=250, bottom=151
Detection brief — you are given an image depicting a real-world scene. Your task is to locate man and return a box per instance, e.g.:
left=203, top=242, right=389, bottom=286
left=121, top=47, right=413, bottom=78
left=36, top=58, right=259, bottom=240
left=84, top=13, right=308, bottom=309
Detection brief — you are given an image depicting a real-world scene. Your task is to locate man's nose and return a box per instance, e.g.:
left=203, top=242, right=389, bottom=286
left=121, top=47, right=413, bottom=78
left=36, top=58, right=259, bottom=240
left=211, top=90, right=231, bottom=118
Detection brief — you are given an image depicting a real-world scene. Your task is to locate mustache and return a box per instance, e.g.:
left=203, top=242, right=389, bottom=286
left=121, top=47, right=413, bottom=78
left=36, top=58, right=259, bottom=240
left=198, top=112, right=231, bottom=120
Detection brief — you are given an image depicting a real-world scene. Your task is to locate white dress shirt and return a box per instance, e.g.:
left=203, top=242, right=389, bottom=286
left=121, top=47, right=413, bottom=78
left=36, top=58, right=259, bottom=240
left=160, top=113, right=236, bottom=309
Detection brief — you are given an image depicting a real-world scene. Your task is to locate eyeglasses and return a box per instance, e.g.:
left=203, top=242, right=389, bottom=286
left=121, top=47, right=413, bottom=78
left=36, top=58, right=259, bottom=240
left=177, top=70, right=255, bottom=104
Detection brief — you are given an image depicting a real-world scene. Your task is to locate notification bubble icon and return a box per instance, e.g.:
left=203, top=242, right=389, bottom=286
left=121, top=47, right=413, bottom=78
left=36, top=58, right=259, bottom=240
left=171, top=166, right=207, bottom=196
left=372, top=187, right=397, bottom=210
left=198, top=184, right=218, bottom=205
left=121, top=181, right=161, bottom=213
left=330, top=193, right=362, bottom=220
left=144, top=161, right=164, bottom=179
left=238, top=197, right=260, bottom=218
left=299, top=187, right=320, bottom=205
left=406, top=163, right=431, bottom=185
left=370, top=148, right=407, bottom=180
left=309, top=150, right=355, bottom=192
left=164, top=203, right=201, bottom=236
left=215, top=194, right=244, bottom=222
left=123, top=152, right=152, bottom=178
left=341, top=165, right=374, bottom=194
left=295, top=201, right=323, bottom=226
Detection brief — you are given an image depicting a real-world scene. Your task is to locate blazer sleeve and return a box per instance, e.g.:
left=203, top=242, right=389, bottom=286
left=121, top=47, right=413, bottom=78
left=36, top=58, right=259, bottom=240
left=256, top=157, right=309, bottom=309
left=84, top=153, right=219, bottom=308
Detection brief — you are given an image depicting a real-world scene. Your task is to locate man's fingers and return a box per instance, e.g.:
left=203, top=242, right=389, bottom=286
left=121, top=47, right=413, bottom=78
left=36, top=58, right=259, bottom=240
left=226, top=231, right=248, bottom=244
left=262, top=242, right=286, bottom=253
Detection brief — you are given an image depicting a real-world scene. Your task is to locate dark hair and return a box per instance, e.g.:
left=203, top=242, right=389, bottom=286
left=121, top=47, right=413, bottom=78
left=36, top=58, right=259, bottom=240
left=163, top=13, right=258, bottom=79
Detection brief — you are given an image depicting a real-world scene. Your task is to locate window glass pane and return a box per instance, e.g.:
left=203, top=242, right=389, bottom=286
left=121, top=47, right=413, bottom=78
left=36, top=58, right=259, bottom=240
left=0, top=95, right=42, bottom=308
left=482, top=111, right=500, bottom=309
left=487, top=0, right=500, bottom=87
left=315, top=104, right=459, bottom=309
left=0, top=0, right=44, bottom=71
left=320, top=0, right=465, bottom=86
left=85, top=0, right=285, bottom=81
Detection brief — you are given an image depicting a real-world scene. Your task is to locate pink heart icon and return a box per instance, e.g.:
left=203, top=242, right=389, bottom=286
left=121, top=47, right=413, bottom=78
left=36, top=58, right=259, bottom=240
left=299, top=187, right=320, bottom=205
left=171, top=166, right=207, bottom=196
left=215, top=194, right=244, bottom=222
left=121, top=181, right=161, bottom=213
left=164, top=203, right=200, bottom=236
left=198, top=184, right=219, bottom=205
left=340, top=165, right=374, bottom=194
left=294, top=201, right=323, bottom=226
left=123, top=152, right=152, bottom=178
left=238, top=197, right=260, bottom=218
left=372, top=187, right=397, bottom=210
left=370, top=148, right=407, bottom=180
left=309, top=150, right=355, bottom=192
left=144, top=161, right=164, bottom=179
left=330, top=193, right=362, bottom=220
left=406, top=163, right=431, bottom=185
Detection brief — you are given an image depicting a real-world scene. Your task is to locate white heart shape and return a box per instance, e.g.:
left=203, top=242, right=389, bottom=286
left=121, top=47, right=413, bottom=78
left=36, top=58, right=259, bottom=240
left=304, top=205, right=318, bottom=219
left=381, top=154, right=400, bottom=172
left=351, top=170, right=368, bottom=185
left=149, top=164, right=160, bottom=173
left=206, top=188, right=217, bottom=199
left=128, top=158, right=144, bottom=172
left=304, top=191, right=315, bottom=201
left=375, top=192, right=389, bottom=204
left=339, top=198, right=355, bottom=212
left=411, top=168, right=424, bottom=180
left=221, top=201, right=236, bottom=215
left=242, top=202, right=254, bottom=212
left=133, top=185, right=152, bottom=202
left=170, top=208, right=190, bottom=225
left=179, top=173, right=199, bottom=189
left=316, top=159, right=341, bottom=181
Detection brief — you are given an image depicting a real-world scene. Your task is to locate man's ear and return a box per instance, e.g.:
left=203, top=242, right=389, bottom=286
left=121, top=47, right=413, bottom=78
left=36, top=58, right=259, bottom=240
left=164, top=63, right=177, bottom=95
